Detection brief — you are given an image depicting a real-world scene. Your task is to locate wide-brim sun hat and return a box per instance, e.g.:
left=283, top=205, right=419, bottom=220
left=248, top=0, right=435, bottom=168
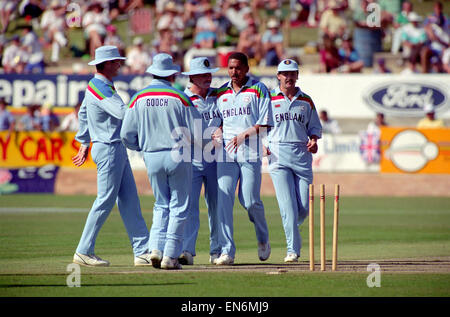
left=277, top=59, right=299, bottom=72
left=146, top=53, right=181, bottom=77
left=88, top=45, right=126, bottom=65
left=182, top=57, right=219, bottom=76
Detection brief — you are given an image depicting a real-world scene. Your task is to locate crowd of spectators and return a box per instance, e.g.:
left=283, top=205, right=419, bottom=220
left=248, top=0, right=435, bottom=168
left=0, top=0, right=448, bottom=75
left=0, top=97, right=82, bottom=133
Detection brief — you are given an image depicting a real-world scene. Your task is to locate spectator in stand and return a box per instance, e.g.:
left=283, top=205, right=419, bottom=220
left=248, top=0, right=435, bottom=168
left=183, top=0, right=210, bottom=28
left=318, top=0, right=348, bottom=41
left=391, top=0, right=414, bottom=55
left=156, top=1, right=184, bottom=43
left=367, top=112, right=387, bottom=136
left=236, top=19, right=263, bottom=66
left=424, top=1, right=449, bottom=31
left=125, top=37, right=152, bottom=74
left=319, top=109, right=341, bottom=134
left=352, top=0, right=383, bottom=67
left=289, top=0, right=318, bottom=27
left=38, top=103, right=60, bottom=132
left=417, top=104, right=445, bottom=129
left=18, top=105, right=41, bottom=131
left=21, top=25, right=45, bottom=74
left=262, top=18, right=284, bottom=66
left=378, top=0, right=402, bottom=28
left=253, top=0, right=288, bottom=27
left=116, top=0, right=145, bottom=16
left=400, top=12, right=427, bottom=71
left=442, top=46, right=450, bottom=73
left=104, top=24, right=125, bottom=56
left=0, top=35, right=5, bottom=68
left=225, top=0, right=253, bottom=32
left=0, top=98, right=15, bottom=134
left=40, top=0, right=68, bottom=65
left=193, top=4, right=219, bottom=49
left=0, top=0, right=17, bottom=33
left=319, top=33, right=341, bottom=72
left=213, top=0, right=233, bottom=45
left=59, top=103, right=81, bottom=132
left=373, top=57, right=392, bottom=73
left=337, top=35, right=364, bottom=73
left=400, top=57, right=420, bottom=75
left=2, top=35, right=28, bottom=74
left=82, top=2, right=110, bottom=58
left=151, top=27, right=181, bottom=66
left=421, top=2, right=449, bottom=73
left=360, top=112, right=386, bottom=164
left=18, top=0, right=45, bottom=24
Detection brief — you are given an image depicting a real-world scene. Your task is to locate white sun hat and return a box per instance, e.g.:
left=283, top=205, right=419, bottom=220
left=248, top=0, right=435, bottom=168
left=88, top=45, right=126, bottom=66
left=146, top=53, right=181, bottom=77
left=182, top=57, right=219, bottom=76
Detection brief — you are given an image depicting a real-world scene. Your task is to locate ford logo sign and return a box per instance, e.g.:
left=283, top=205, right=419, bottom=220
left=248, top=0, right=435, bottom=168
left=364, top=82, right=448, bottom=117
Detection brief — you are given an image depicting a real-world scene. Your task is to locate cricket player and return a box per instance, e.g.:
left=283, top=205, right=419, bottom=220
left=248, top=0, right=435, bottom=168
left=212, top=52, right=273, bottom=265
left=72, top=46, right=151, bottom=267
left=267, top=59, right=322, bottom=262
left=121, top=53, right=202, bottom=270
left=179, top=57, right=222, bottom=265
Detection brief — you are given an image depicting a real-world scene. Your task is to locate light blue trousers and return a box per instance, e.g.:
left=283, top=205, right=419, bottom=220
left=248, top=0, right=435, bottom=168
left=144, top=150, right=192, bottom=259
left=216, top=159, right=269, bottom=259
left=76, top=142, right=149, bottom=256
left=268, top=143, right=312, bottom=256
left=182, top=162, right=220, bottom=256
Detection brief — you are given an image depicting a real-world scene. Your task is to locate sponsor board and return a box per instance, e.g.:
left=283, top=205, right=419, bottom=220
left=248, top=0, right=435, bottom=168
left=380, top=127, right=450, bottom=174
left=0, top=131, right=95, bottom=168
left=364, top=81, right=448, bottom=116
left=1, top=74, right=448, bottom=119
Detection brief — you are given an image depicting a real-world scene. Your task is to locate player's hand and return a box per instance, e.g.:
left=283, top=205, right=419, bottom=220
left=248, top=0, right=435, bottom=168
left=307, top=138, right=318, bottom=154
left=72, top=145, right=89, bottom=167
left=211, top=127, right=223, bottom=147
left=225, top=133, right=245, bottom=153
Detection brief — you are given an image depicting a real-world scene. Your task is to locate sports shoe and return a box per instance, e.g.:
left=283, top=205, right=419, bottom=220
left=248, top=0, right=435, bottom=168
left=150, top=249, right=163, bottom=268
left=161, top=256, right=182, bottom=270
left=134, top=253, right=152, bottom=266
left=73, top=252, right=110, bottom=267
left=178, top=251, right=194, bottom=265
left=215, top=254, right=234, bottom=265
left=258, top=242, right=271, bottom=261
left=209, top=253, right=220, bottom=264
left=284, top=253, right=299, bottom=263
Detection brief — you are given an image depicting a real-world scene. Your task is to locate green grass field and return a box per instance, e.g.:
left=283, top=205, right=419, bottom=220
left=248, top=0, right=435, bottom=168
left=0, top=194, right=449, bottom=300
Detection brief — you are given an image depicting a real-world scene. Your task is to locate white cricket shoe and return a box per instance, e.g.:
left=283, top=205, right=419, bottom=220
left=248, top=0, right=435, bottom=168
left=215, top=254, right=234, bottom=266
left=209, top=253, right=220, bottom=264
left=178, top=251, right=194, bottom=265
left=258, top=242, right=271, bottom=261
left=284, top=253, right=299, bottom=263
left=150, top=249, right=163, bottom=268
left=73, top=252, right=110, bottom=267
left=161, top=256, right=182, bottom=270
left=134, top=253, right=152, bottom=266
